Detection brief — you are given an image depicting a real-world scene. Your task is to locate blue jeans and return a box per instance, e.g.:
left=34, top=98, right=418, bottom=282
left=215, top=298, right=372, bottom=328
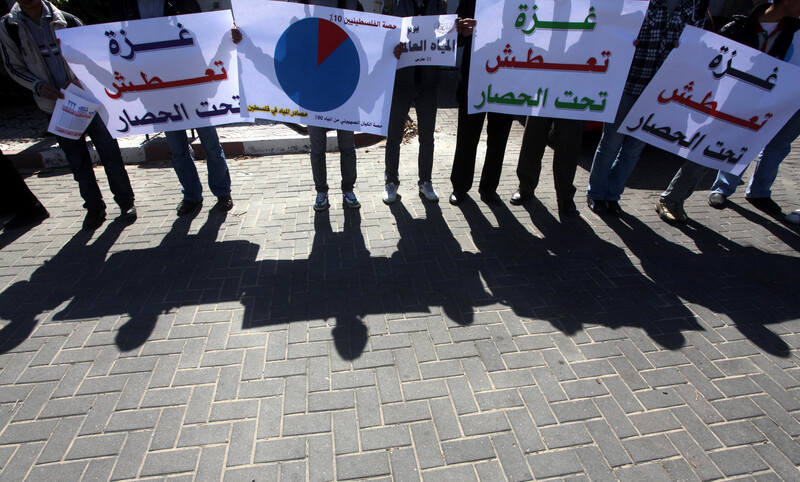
left=587, top=92, right=647, bottom=201
left=56, top=115, right=134, bottom=211
left=165, top=126, right=231, bottom=202
left=711, top=107, right=800, bottom=199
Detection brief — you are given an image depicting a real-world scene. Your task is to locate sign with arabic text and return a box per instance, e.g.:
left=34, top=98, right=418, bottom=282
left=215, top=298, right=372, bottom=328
left=56, top=10, right=242, bottom=138
left=232, top=0, right=401, bottom=135
left=622, top=26, right=800, bottom=175
left=47, top=85, right=101, bottom=139
left=396, top=15, right=457, bottom=69
left=468, top=0, right=647, bottom=121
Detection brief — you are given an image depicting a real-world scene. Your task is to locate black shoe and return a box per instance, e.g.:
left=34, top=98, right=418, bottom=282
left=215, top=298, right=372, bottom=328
left=746, top=197, right=782, bottom=216
left=215, top=195, right=233, bottom=212
left=606, top=201, right=623, bottom=217
left=586, top=196, right=608, bottom=214
left=119, top=204, right=137, bottom=221
left=479, top=190, right=501, bottom=204
left=510, top=189, right=534, bottom=206
left=176, top=199, right=202, bottom=216
left=557, top=198, right=579, bottom=217
left=82, top=209, right=106, bottom=231
left=708, top=193, right=727, bottom=209
left=2, top=204, right=49, bottom=231
left=449, top=191, right=465, bottom=206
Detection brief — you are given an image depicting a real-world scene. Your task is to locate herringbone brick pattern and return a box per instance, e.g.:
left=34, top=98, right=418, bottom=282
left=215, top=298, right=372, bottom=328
left=1, top=106, right=800, bottom=480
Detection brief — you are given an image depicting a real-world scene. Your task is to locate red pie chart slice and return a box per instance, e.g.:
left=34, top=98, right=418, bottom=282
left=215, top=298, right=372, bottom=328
left=317, top=20, right=349, bottom=66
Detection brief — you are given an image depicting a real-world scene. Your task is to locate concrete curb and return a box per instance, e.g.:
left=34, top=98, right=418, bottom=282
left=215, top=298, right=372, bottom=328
left=5, top=131, right=384, bottom=170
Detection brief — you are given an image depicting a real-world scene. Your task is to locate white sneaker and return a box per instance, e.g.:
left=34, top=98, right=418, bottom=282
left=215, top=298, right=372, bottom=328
left=785, top=209, right=800, bottom=225
left=383, top=182, right=398, bottom=204
left=419, top=181, right=439, bottom=202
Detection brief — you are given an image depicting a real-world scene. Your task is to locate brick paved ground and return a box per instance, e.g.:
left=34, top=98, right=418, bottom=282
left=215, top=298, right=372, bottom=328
left=1, top=102, right=799, bottom=480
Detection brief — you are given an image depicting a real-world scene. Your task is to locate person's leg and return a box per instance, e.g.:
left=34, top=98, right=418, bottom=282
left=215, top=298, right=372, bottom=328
left=552, top=118, right=584, bottom=203
left=308, top=125, right=329, bottom=193
left=0, top=149, right=41, bottom=213
left=745, top=108, right=800, bottom=199
left=85, top=116, right=134, bottom=209
left=165, top=129, right=203, bottom=201
left=195, top=126, right=231, bottom=198
left=587, top=92, right=638, bottom=201
left=57, top=134, right=105, bottom=211
left=450, top=105, right=485, bottom=194
left=385, top=86, right=414, bottom=186
left=415, top=85, right=438, bottom=185
left=711, top=108, right=800, bottom=198
left=661, top=161, right=709, bottom=204
left=709, top=169, right=744, bottom=197
left=337, top=129, right=357, bottom=192
left=515, top=116, right=550, bottom=194
left=478, top=112, right=513, bottom=194
left=606, top=135, right=647, bottom=201
left=657, top=161, right=708, bottom=223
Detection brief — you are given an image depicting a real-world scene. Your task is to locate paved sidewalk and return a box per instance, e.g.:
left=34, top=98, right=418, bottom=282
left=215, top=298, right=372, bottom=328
left=1, top=102, right=800, bottom=480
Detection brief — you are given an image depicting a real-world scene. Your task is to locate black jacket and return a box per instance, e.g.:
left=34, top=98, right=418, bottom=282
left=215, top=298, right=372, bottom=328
left=718, top=3, right=800, bottom=61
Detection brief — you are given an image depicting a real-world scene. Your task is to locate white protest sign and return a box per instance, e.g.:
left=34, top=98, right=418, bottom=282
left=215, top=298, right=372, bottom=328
left=397, top=15, right=457, bottom=69
left=622, top=26, right=800, bottom=175
left=232, top=0, right=401, bottom=135
left=57, top=10, right=243, bottom=139
left=47, top=87, right=101, bottom=139
left=468, top=0, right=648, bottom=121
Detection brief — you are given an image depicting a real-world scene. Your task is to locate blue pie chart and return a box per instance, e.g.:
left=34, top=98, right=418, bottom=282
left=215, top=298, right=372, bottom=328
left=274, top=18, right=360, bottom=112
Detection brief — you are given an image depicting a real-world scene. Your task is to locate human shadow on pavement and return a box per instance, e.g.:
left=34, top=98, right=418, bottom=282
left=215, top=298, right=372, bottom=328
left=111, top=208, right=230, bottom=351
left=0, top=221, right=37, bottom=252
left=726, top=201, right=800, bottom=242
left=2, top=191, right=795, bottom=358
left=388, top=200, right=489, bottom=326
left=608, top=213, right=796, bottom=357
left=460, top=196, right=696, bottom=350
left=305, top=208, right=369, bottom=360
left=0, top=219, right=128, bottom=354
left=522, top=198, right=697, bottom=349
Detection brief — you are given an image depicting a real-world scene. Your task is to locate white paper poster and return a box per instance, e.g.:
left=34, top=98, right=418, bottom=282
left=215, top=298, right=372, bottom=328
left=232, top=0, right=401, bottom=135
left=622, top=26, right=800, bottom=175
left=396, top=15, right=457, bottom=69
left=56, top=11, right=243, bottom=139
left=47, top=87, right=101, bottom=139
left=468, top=0, right=648, bottom=121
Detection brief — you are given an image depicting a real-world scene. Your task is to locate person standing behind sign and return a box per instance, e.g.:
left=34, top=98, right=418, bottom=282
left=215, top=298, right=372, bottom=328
left=585, top=0, right=709, bottom=217
left=705, top=0, right=800, bottom=217
left=656, top=0, right=800, bottom=224
left=0, top=0, right=136, bottom=231
left=303, top=0, right=362, bottom=211
left=382, top=0, right=444, bottom=204
left=111, top=0, right=234, bottom=217
left=510, top=117, right=584, bottom=216
left=447, top=0, right=514, bottom=206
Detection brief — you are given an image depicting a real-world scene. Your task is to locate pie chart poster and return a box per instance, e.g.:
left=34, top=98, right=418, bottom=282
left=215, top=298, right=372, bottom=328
left=233, top=0, right=401, bottom=135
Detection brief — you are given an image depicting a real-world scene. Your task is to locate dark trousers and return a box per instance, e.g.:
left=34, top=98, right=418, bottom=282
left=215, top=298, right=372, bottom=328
left=450, top=98, right=513, bottom=194
left=385, top=84, right=438, bottom=186
left=55, top=116, right=134, bottom=211
left=0, top=150, right=41, bottom=214
left=517, top=117, right=584, bottom=201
